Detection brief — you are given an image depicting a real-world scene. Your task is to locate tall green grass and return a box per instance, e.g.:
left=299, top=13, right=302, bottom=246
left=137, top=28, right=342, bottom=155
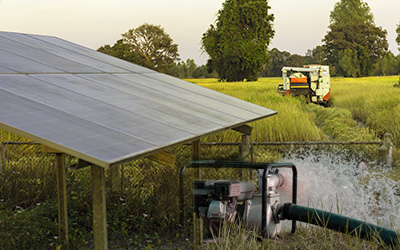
left=188, top=78, right=326, bottom=143
left=202, top=221, right=395, bottom=250
left=332, top=76, right=400, bottom=146
left=188, top=76, right=399, bottom=166
left=306, top=104, right=377, bottom=142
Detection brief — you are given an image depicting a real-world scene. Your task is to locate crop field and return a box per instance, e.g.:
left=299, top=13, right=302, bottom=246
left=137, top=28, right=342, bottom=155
left=190, top=75, right=400, bottom=178
left=0, top=76, right=399, bottom=249
left=188, top=76, right=400, bottom=148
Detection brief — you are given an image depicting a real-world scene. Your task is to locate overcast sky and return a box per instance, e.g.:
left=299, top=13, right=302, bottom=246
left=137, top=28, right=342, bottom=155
left=0, top=0, right=398, bottom=65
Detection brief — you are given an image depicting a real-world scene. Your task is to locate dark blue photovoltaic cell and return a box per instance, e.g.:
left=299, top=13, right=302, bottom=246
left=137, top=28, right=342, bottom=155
left=0, top=31, right=277, bottom=168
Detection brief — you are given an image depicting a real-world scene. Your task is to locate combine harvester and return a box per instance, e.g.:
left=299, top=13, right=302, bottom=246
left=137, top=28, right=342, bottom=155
left=278, top=65, right=331, bottom=106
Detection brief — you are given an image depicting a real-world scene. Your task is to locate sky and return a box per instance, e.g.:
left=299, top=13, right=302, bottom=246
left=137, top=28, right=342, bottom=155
left=0, top=0, right=398, bottom=65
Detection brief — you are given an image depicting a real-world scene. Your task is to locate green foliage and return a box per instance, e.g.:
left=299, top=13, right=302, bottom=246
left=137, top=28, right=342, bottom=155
left=163, top=60, right=219, bottom=79
left=338, top=49, right=360, bottom=77
left=0, top=202, right=59, bottom=249
left=263, top=46, right=326, bottom=77
left=202, top=0, right=274, bottom=82
left=97, top=39, right=138, bottom=63
left=323, top=0, right=388, bottom=77
left=122, top=23, right=179, bottom=72
left=285, top=54, right=305, bottom=68
left=178, top=59, right=197, bottom=78
left=263, top=48, right=291, bottom=77
left=374, top=52, right=399, bottom=76
left=170, top=59, right=198, bottom=79
left=97, top=23, right=179, bottom=74
left=305, top=45, right=326, bottom=65
left=192, top=64, right=219, bottom=79
left=396, top=22, right=400, bottom=51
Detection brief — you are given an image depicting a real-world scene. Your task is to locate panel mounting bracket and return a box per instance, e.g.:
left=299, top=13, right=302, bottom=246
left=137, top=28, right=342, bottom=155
left=232, top=124, right=253, bottom=136
left=147, top=151, right=176, bottom=167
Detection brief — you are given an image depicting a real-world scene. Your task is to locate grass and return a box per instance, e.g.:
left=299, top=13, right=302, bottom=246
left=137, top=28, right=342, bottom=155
left=188, top=77, right=399, bottom=163
left=331, top=76, right=400, bottom=146
left=1, top=75, right=400, bottom=248
left=202, top=222, right=396, bottom=250
left=190, top=78, right=327, bottom=143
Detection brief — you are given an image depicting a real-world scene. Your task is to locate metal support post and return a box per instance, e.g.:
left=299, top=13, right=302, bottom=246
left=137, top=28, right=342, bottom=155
left=92, top=165, right=108, bottom=250
left=192, top=140, right=202, bottom=246
left=239, top=134, right=253, bottom=180
left=56, top=153, right=68, bottom=247
left=110, top=164, right=121, bottom=194
left=236, top=124, right=253, bottom=180
left=1, top=142, right=5, bottom=175
left=379, top=133, right=393, bottom=166
left=383, top=133, right=393, bottom=166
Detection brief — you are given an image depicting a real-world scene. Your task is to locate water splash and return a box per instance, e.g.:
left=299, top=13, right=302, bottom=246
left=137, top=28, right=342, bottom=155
left=277, top=152, right=400, bottom=231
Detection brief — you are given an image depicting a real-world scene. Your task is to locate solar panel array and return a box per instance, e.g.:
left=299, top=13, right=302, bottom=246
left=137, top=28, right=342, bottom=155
left=0, top=31, right=277, bottom=168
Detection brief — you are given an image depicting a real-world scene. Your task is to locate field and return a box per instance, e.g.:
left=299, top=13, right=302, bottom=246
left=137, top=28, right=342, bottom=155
left=0, top=76, right=400, bottom=249
left=189, top=76, right=400, bottom=148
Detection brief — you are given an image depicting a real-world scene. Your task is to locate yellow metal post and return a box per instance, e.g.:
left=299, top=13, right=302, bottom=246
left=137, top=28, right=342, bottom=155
left=192, top=140, right=202, bottom=246
left=236, top=125, right=253, bottom=180
left=110, top=164, right=121, bottom=193
left=239, top=134, right=253, bottom=180
left=92, top=165, right=108, bottom=250
left=56, top=153, right=68, bottom=247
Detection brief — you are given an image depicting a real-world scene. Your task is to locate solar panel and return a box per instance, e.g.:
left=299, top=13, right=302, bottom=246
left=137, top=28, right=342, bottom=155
left=0, top=31, right=277, bottom=168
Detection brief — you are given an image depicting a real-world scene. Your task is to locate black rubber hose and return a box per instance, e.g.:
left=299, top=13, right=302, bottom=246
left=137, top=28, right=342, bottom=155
left=281, top=203, right=398, bottom=247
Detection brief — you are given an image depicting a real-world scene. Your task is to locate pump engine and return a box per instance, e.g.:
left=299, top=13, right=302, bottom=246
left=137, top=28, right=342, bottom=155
left=194, top=170, right=285, bottom=237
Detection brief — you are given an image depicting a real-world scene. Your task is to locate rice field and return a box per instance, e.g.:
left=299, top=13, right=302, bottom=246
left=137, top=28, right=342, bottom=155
left=187, top=76, right=400, bottom=150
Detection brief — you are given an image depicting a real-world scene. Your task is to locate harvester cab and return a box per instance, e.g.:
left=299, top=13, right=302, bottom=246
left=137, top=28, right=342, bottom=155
left=278, top=65, right=331, bottom=106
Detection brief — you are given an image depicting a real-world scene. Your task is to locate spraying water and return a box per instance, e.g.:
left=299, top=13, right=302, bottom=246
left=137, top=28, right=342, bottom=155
left=277, top=151, right=400, bottom=231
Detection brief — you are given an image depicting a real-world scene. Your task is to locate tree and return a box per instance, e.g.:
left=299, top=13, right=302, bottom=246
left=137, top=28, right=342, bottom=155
left=174, top=59, right=198, bottom=78
left=122, top=23, right=179, bottom=72
left=396, top=22, right=400, bottom=51
left=97, top=39, right=139, bottom=63
left=305, top=46, right=326, bottom=65
left=285, top=54, right=305, bottom=68
left=263, top=48, right=290, bottom=77
left=98, top=24, right=179, bottom=74
left=193, top=65, right=218, bottom=78
left=262, top=48, right=310, bottom=77
left=323, top=0, right=388, bottom=77
left=202, top=0, right=274, bottom=82
left=338, top=49, right=360, bottom=77
left=374, top=52, right=398, bottom=76
left=397, top=22, right=400, bottom=75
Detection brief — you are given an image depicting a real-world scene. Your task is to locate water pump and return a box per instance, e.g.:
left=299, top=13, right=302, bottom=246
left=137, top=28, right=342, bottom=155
left=193, top=169, right=285, bottom=237
left=180, top=161, right=398, bottom=247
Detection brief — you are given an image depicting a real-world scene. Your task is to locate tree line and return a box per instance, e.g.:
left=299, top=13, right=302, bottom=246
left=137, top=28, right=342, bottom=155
left=98, top=0, right=400, bottom=80
left=262, top=46, right=399, bottom=77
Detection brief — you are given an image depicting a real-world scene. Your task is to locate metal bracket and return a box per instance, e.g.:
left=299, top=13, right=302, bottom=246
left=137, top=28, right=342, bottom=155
left=147, top=151, right=176, bottom=167
left=232, top=125, right=253, bottom=136
left=70, top=159, right=92, bottom=170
